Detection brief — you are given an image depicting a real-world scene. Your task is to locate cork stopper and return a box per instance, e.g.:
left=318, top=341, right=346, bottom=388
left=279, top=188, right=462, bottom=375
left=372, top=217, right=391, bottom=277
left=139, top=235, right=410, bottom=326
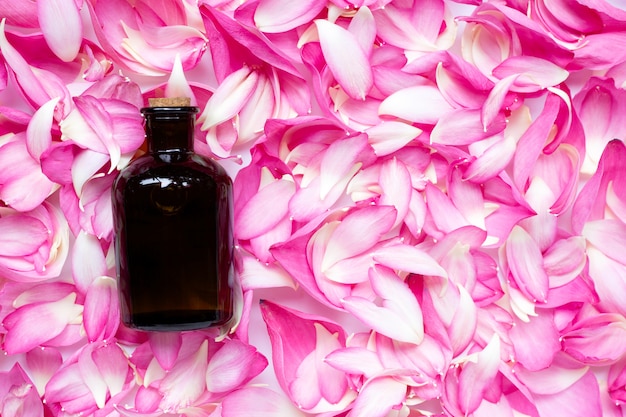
left=148, top=97, right=191, bottom=107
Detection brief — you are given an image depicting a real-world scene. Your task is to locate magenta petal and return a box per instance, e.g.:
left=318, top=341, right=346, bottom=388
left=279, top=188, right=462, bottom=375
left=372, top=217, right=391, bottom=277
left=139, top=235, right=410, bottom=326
left=148, top=332, right=182, bottom=371
left=82, top=276, right=120, bottom=343
left=38, top=0, right=83, bottom=62
left=315, top=19, right=373, bottom=100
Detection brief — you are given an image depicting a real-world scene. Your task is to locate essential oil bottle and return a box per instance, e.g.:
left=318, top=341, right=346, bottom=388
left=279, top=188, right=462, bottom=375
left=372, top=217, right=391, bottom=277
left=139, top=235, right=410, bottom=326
left=112, top=97, right=234, bottom=331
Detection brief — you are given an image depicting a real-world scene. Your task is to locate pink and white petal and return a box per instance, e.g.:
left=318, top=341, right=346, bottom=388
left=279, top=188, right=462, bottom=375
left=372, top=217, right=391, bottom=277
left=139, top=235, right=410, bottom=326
left=464, top=134, right=516, bottom=183
left=239, top=253, right=296, bottom=290
left=457, top=335, right=501, bottom=415
left=254, top=0, right=328, bottom=33
left=481, top=74, right=518, bottom=130
left=325, top=347, right=384, bottom=378
left=290, top=350, right=322, bottom=409
left=315, top=19, right=373, bottom=100
left=199, top=67, right=259, bottom=130
left=319, top=133, right=370, bottom=200
left=587, top=247, right=626, bottom=316
left=71, top=231, right=108, bottom=293
left=543, top=236, right=586, bottom=287
left=0, top=214, right=48, bottom=257
left=506, top=225, right=549, bottom=303
left=206, top=339, right=267, bottom=393
left=347, top=376, right=407, bottom=417
left=379, top=85, right=454, bottom=124
left=82, top=276, right=120, bottom=342
left=373, top=243, right=447, bottom=277
left=26, top=97, right=59, bottom=161
left=322, top=205, right=396, bottom=271
left=159, top=340, right=209, bottom=411
left=366, top=121, right=422, bottom=156
left=424, top=183, right=469, bottom=234
left=164, top=54, right=197, bottom=105
left=91, top=343, right=130, bottom=398
left=148, top=332, right=182, bottom=371
left=379, top=158, right=412, bottom=228
left=2, top=293, right=83, bottom=354
left=492, top=56, right=569, bottom=91
left=71, top=149, right=111, bottom=196
left=313, top=323, right=347, bottom=404
left=235, top=179, right=295, bottom=240
left=26, top=346, right=63, bottom=396
left=38, top=0, right=83, bottom=62
left=348, top=6, right=376, bottom=57
left=342, top=296, right=423, bottom=344
left=514, top=358, right=588, bottom=395
left=583, top=219, right=626, bottom=264
left=431, top=108, right=507, bottom=146
left=221, top=387, right=306, bottom=417
left=77, top=345, right=109, bottom=409
left=562, top=314, right=626, bottom=365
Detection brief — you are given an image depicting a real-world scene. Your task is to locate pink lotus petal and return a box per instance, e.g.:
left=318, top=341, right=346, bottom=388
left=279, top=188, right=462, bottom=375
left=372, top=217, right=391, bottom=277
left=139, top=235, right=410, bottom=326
left=319, top=133, right=371, bottom=200
left=508, top=310, right=560, bottom=371
left=91, top=343, right=130, bottom=398
left=365, top=121, right=422, bottom=156
left=457, top=335, right=501, bottom=415
left=373, top=243, right=447, bottom=277
left=430, top=108, right=507, bottom=146
left=0, top=213, right=48, bottom=257
left=221, top=387, right=306, bottom=417
left=239, top=252, right=296, bottom=290
left=38, top=0, right=83, bottom=62
left=514, top=355, right=589, bottom=395
left=199, top=66, right=259, bottom=130
left=3, top=293, right=83, bottom=354
left=506, top=225, right=549, bottom=303
left=424, top=182, right=470, bottom=234
left=82, top=276, right=120, bottom=343
left=562, top=313, right=626, bottom=365
left=322, top=205, right=396, bottom=272
left=206, top=339, right=268, bottom=393
left=465, top=134, right=517, bottom=183
left=379, top=84, right=454, bottom=124
left=481, top=74, right=518, bottom=130
left=26, top=97, right=59, bottom=161
left=325, top=347, right=384, bottom=378
left=254, top=0, right=327, bottom=33
left=26, top=346, right=63, bottom=396
left=492, top=56, right=569, bottom=92
left=342, top=294, right=423, bottom=345
left=71, top=231, right=108, bottom=294
left=148, top=332, right=182, bottom=371
left=314, top=19, right=373, bottom=100
left=533, top=370, right=602, bottom=417
left=587, top=247, right=626, bottom=316
left=159, top=340, right=209, bottom=412
left=583, top=219, right=626, bottom=264
left=543, top=236, right=586, bottom=287
left=379, top=158, right=412, bottom=228
left=235, top=178, right=295, bottom=240
left=348, top=6, right=376, bottom=57
left=347, top=375, right=406, bottom=417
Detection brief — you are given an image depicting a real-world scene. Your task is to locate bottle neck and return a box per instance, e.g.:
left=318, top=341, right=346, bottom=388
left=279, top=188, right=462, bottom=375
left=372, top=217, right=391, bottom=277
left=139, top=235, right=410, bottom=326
left=142, top=107, right=199, bottom=154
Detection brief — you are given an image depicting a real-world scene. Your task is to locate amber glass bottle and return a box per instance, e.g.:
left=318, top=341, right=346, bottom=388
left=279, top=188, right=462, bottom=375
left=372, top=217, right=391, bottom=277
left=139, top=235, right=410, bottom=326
left=112, top=98, right=233, bottom=331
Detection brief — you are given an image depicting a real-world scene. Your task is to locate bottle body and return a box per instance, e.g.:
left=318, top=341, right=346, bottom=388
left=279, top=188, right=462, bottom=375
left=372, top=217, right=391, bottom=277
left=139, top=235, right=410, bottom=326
left=112, top=106, right=233, bottom=331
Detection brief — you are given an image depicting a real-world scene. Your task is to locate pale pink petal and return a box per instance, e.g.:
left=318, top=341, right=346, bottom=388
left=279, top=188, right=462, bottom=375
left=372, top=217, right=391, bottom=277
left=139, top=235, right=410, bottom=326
left=91, top=343, right=130, bottom=398
left=3, top=293, right=83, bottom=354
left=373, top=243, right=447, bottom=277
left=159, top=340, right=209, bottom=411
left=325, top=347, right=384, bottom=378
left=206, top=339, right=268, bottom=393
left=148, top=332, right=182, bottom=371
left=0, top=214, right=48, bottom=257
left=322, top=205, right=396, bottom=272
left=71, top=231, right=108, bottom=293
left=235, top=179, right=295, bottom=240
left=290, top=350, right=321, bottom=409
left=424, top=182, right=469, bottom=234
left=254, top=0, right=328, bottom=33
left=38, top=0, right=83, bottom=62
left=315, top=19, right=373, bottom=100
left=26, top=97, right=59, bottom=161
left=319, top=133, right=370, bottom=200
left=221, top=387, right=306, bottom=417
left=347, top=376, right=406, bottom=417
left=77, top=345, right=109, bottom=409
left=562, top=314, right=626, bottom=365
left=379, top=84, right=454, bottom=124
left=481, top=74, right=518, bottom=130
left=464, top=134, right=517, bottom=183
left=348, top=6, right=376, bottom=56
left=199, top=67, right=259, bottom=130
left=164, top=54, right=197, bottom=105
left=514, top=356, right=589, bottom=395
left=506, top=225, right=549, bottom=303
left=314, top=323, right=349, bottom=404
left=543, top=236, right=586, bottom=287
left=457, top=335, right=501, bottom=415
left=239, top=253, right=296, bottom=290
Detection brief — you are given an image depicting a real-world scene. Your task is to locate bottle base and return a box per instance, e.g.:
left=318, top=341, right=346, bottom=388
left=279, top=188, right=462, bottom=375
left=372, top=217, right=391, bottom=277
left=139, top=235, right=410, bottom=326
left=126, top=309, right=231, bottom=332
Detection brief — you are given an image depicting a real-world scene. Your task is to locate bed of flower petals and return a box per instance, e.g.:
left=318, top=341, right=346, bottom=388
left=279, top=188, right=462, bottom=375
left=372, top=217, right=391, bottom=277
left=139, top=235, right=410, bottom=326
left=1, top=0, right=626, bottom=416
